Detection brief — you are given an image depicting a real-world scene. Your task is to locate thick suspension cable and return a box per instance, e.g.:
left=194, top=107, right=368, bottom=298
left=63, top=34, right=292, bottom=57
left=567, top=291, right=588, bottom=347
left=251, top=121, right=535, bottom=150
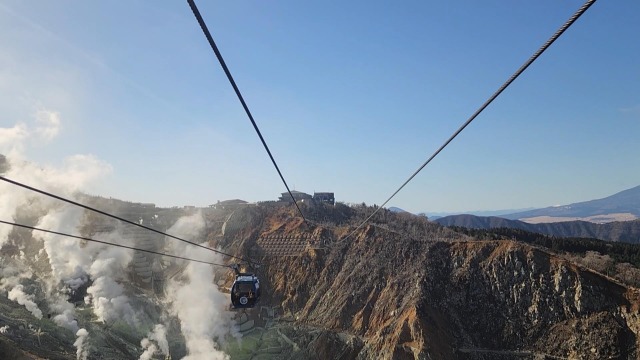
left=0, top=220, right=229, bottom=267
left=0, top=175, right=254, bottom=265
left=186, top=0, right=307, bottom=222
left=343, top=0, right=597, bottom=241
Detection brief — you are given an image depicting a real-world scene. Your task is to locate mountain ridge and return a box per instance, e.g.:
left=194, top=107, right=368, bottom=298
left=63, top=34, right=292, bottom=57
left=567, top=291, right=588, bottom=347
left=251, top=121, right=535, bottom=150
left=434, top=214, right=640, bottom=243
left=257, top=204, right=640, bottom=359
left=502, top=185, right=640, bottom=220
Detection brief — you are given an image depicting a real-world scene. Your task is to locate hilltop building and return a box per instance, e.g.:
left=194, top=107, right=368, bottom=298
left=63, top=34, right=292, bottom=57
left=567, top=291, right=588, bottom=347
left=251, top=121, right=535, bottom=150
left=278, top=191, right=336, bottom=205
left=313, top=192, right=335, bottom=205
left=279, top=191, right=313, bottom=203
left=211, top=199, right=249, bottom=210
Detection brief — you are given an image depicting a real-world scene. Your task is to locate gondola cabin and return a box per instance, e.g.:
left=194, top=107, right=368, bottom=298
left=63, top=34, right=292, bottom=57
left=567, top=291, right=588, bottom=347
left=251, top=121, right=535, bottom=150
left=230, top=273, right=260, bottom=309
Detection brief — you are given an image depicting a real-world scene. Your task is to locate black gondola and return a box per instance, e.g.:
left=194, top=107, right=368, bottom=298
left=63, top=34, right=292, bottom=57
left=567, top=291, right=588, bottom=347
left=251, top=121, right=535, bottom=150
left=230, top=273, right=260, bottom=309
left=229, top=263, right=261, bottom=309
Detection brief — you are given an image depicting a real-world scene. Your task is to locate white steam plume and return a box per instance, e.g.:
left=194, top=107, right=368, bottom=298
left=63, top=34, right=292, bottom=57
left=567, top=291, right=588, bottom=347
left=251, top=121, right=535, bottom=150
left=34, top=206, right=92, bottom=286
left=0, top=117, right=143, bottom=358
left=0, top=261, right=32, bottom=289
left=86, top=276, right=137, bottom=325
left=165, top=213, right=237, bottom=360
left=35, top=207, right=139, bottom=356
left=0, top=111, right=60, bottom=152
left=83, top=231, right=137, bottom=326
left=0, top=117, right=241, bottom=359
left=33, top=205, right=140, bottom=328
left=0, top=260, right=41, bottom=320
left=34, top=110, right=61, bottom=142
left=139, top=324, right=169, bottom=360
left=0, top=123, right=28, bottom=149
left=74, top=328, right=89, bottom=360
left=7, top=284, right=43, bottom=319
left=0, top=115, right=112, bottom=249
left=151, top=324, right=169, bottom=355
left=50, top=295, right=80, bottom=332
left=139, top=339, right=159, bottom=360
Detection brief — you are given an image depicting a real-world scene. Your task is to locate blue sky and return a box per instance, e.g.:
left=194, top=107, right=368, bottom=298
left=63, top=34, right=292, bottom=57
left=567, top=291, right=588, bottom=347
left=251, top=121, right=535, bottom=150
left=1, top=0, right=638, bottom=213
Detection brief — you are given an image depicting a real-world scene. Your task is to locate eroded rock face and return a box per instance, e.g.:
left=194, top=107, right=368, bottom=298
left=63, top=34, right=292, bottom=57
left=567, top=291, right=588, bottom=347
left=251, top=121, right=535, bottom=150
left=251, top=216, right=640, bottom=360
left=420, top=241, right=638, bottom=359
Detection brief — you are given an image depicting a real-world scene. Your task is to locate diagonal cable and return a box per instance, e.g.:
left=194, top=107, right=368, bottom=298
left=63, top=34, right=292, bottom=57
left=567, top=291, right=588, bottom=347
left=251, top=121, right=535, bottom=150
left=0, top=175, right=253, bottom=264
left=0, top=219, right=229, bottom=267
left=343, top=0, right=597, bottom=241
left=186, top=0, right=307, bottom=222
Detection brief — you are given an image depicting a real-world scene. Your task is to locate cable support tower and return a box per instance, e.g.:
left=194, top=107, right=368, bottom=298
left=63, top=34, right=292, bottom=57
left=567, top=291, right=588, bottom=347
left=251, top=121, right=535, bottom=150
left=186, top=0, right=307, bottom=223
left=0, top=219, right=230, bottom=268
left=342, top=0, right=597, bottom=241
left=0, top=175, right=256, bottom=265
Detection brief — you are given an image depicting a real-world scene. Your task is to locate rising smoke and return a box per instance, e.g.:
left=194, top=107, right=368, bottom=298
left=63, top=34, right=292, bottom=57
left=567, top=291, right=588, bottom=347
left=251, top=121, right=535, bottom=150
left=139, top=323, right=169, bottom=360
left=7, top=284, right=43, bottom=319
left=165, top=213, right=238, bottom=360
left=0, top=115, right=237, bottom=359
left=74, top=328, right=90, bottom=360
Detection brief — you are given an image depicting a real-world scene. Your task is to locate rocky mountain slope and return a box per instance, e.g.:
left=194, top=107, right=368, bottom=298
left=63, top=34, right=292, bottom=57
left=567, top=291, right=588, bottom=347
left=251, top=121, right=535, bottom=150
left=188, top=203, right=640, bottom=359
left=435, top=214, right=640, bottom=243
left=2, top=201, right=640, bottom=359
left=245, top=205, right=640, bottom=359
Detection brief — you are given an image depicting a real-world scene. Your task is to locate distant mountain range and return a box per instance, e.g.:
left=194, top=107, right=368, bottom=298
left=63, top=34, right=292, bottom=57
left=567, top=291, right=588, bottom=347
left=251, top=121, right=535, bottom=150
left=412, top=185, right=640, bottom=223
left=501, top=185, right=640, bottom=221
left=434, top=215, right=640, bottom=243
left=388, top=206, right=536, bottom=219
left=433, top=185, right=640, bottom=243
left=421, top=208, right=536, bottom=220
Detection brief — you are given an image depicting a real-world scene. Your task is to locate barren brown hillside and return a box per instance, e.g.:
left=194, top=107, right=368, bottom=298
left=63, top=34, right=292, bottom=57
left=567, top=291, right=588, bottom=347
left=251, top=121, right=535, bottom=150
left=212, top=203, right=640, bottom=359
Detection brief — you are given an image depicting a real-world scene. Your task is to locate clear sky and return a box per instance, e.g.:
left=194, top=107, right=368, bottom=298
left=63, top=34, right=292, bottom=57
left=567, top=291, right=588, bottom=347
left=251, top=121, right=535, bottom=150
left=1, top=1, right=639, bottom=214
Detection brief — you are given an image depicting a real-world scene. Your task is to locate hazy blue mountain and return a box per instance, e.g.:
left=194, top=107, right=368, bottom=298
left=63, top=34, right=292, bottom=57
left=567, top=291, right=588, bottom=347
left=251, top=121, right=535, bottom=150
left=502, top=185, right=640, bottom=220
left=421, top=208, right=536, bottom=219
left=435, top=215, right=527, bottom=230
left=434, top=214, right=640, bottom=243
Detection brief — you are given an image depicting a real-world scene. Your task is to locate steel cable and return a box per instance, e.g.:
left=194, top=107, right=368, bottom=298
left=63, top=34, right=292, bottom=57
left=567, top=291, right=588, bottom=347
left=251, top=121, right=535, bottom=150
left=343, top=0, right=597, bottom=241
left=0, top=175, right=255, bottom=265
left=186, top=0, right=307, bottom=222
left=0, top=219, right=230, bottom=267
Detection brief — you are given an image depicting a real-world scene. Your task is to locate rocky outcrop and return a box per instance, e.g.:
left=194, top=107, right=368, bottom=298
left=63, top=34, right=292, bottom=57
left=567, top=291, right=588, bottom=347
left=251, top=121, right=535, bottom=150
left=246, top=211, right=640, bottom=359
left=423, top=241, right=638, bottom=359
